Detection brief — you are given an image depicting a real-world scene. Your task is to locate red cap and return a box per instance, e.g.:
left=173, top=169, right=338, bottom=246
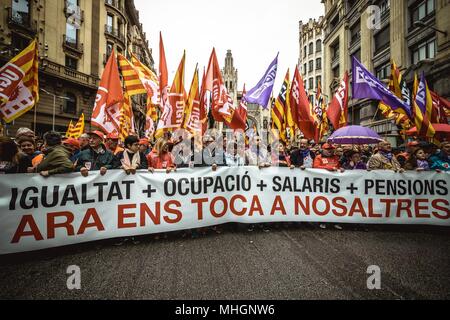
left=89, top=130, right=105, bottom=140
left=407, top=141, right=420, bottom=147
left=106, top=132, right=119, bottom=140
left=139, top=138, right=149, bottom=146
left=63, top=138, right=80, bottom=150
left=322, top=143, right=336, bottom=150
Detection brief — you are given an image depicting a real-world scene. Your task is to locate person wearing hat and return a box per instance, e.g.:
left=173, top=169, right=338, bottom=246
left=16, top=135, right=42, bottom=166
left=138, top=138, right=151, bottom=156
left=429, top=141, right=450, bottom=172
left=367, top=140, right=403, bottom=171
left=79, top=133, right=91, bottom=151
left=75, top=130, right=120, bottom=177
left=62, top=137, right=81, bottom=163
left=313, top=143, right=342, bottom=171
left=35, top=131, right=74, bottom=177
left=105, top=132, right=124, bottom=155
left=15, top=127, right=36, bottom=141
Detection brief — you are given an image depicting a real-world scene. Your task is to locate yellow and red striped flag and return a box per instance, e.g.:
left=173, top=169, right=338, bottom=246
left=0, top=39, right=39, bottom=122
left=118, top=54, right=147, bottom=96
left=271, top=69, right=290, bottom=142
left=66, top=113, right=85, bottom=138
left=118, top=92, right=134, bottom=141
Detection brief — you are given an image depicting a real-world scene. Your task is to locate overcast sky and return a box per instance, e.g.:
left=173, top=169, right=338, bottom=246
left=135, top=0, right=324, bottom=94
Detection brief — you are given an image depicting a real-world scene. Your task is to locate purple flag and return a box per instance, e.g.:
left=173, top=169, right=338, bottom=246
left=245, top=53, right=278, bottom=108
left=352, top=57, right=412, bottom=118
left=415, top=72, right=428, bottom=115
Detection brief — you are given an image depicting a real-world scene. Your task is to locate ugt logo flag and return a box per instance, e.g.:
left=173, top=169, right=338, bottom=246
left=245, top=53, right=278, bottom=108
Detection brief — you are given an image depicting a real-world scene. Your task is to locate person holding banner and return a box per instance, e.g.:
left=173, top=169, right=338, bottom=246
left=429, top=141, right=450, bottom=171
left=313, top=143, right=343, bottom=172
left=290, top=138, right=316, bottom=169
left=76, top=131, right=120, bottom=177
left=35, top=132, right=74, bottom=177
left=16, top=136, right=42, bottom=165
left=116, top=135, right=148, bottom=174
left=147, top=137, right=175, bottom=173
left=367, top=140, right=403, bottom=172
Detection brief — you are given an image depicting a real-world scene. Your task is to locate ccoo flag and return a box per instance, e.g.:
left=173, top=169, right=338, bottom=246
left=245, top=53, right=278, bottom=108
left=352, top=57, right=412, bottom=118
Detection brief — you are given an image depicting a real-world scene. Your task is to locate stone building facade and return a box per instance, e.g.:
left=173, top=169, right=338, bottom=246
left=299, top=16, right=325, bottom=104
left=0, top=0, right=154, bottom=137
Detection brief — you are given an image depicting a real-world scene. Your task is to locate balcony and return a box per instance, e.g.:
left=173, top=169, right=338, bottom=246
left=331, top=53, right=340, bottom=68
left=105, top=0, right=125, bottom=12
left=63, top=35, right=84, bottom=56
left=105, top=24, right=126, bottom=46
left=7, top=7, right=37, bottom=35
left=41, top=59, right=98, bottom=89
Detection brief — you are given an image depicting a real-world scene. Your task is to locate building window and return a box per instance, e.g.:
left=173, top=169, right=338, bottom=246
left=309, top=42, right=314, bottom=55
left=65, top=56, right=78, bottom=70
left=11, top=0, right=30, bottom=26
left=316, top=40, right=322, bottom=53
left=316, top=58, right=322, bottom=70
left=309, top=60, right=314, bottom=72
left=303, top=63, right=307, bottom=75
left=106, top=14, right=113, bottom=32
left=331, top=41, right=340, bottom=62
left=316, top=76, right=322, bottom=89
left=64, top=93, right=77, bottom=114
left=350, top=49, right=361, bottom=66
left=412, top=38, right=436, bottom=64
left=375, top=62, right=391, bottom=80
left=379, top=0, right=390, bottom=16
left=333, top=66, right=340, bottom=79
left=411, top=0, right=435, bottom=24
left=374, top=26, right=390, bottom=54
left=11, top=33, right=29, bottom=51
left=304, top=46, right=307, bottom=58
left=66, top=22, right=78, bottom=44
left=350, top=20, right=361, bottom=45
left=309, top=78, right=314, bottom=90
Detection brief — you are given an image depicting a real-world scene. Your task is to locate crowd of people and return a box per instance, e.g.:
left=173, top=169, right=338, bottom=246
left=1, top=128, right=449, bottom=175
left=1, top=127, right=449, bottom=239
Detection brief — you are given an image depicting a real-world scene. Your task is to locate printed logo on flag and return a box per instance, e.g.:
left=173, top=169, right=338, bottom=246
left=0, top=63, right=25, bottom=101
left=0, top=82, right=34, bottom=120
left=247, top=65, right=277, bottom=100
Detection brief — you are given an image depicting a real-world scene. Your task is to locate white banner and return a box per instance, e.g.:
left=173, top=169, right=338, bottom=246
left=0, top=167, right=449, bottom=254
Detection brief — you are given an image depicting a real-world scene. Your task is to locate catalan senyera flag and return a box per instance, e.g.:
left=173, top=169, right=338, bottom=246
left=378, top=61, right=412, bottom=130
left=183, top=67, right=202, bottom=135
left=66, top=113, right=85, bottom=138
left=327, top=71, right=349, bottom=130
left=118, top=54, right=146, bottom=96
left=65, top=120, right=75, bottom=138
left=414, top=72, right=435, bottom=138
left=0, top=39, right=39, bottom=123
left=271, top=69, right=290, bottom=142
left=199, top=67, right=210, bottom=134
left=155, top=51, right=187, bottom=138
left=289, top=67, right=315, bottom=141
left=91, top=49, right=124, bottom=134
left=312, top=81, right=328, bottom=142
left=119, top=92, right=134, bottom=141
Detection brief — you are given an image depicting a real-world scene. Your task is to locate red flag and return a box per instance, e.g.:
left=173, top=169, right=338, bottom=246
left=199, top=68, right=209, bottom=134
left=327, top=71, right=349, bottom=130
left=155, top=51, right=187, bottom=137
left=430, top=91, right=449, bottom=124
left=91, top=50, right=124, bottom=134
left=289, top=67, right=315, bottom=140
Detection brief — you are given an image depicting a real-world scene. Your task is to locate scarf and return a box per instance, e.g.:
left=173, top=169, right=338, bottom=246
left=417, top=159, right=429, bottom=170
left=121, top=149, right=141, bottom=170
left=380, top=150, right=393, bottom=161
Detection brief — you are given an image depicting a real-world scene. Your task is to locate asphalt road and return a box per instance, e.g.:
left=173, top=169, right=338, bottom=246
left=0, top=223, right=449, bottom=300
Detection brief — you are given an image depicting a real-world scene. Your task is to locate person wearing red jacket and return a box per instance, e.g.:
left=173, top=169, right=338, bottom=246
left=313, top=143, right=342, bottom=171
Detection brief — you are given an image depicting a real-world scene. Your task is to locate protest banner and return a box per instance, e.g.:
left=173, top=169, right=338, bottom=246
left=0, top=167, right=449, bottom=254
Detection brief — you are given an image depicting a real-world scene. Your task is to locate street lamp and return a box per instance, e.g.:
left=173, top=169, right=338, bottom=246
left=40, top=88, right=71, bottom=132
left=413, top=21, right=448, bottom=36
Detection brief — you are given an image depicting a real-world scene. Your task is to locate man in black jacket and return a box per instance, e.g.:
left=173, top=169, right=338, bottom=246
left=290, top=138, right=316, bottom=169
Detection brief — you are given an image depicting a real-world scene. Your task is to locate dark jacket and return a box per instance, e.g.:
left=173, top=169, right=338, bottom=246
left=75, top=145, right=120, bottom=171
left=290, top=149, right=316, bottom=167
left=36, top=145, right=74, bottom=175
left=115, top=150, right=148, bottom=169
